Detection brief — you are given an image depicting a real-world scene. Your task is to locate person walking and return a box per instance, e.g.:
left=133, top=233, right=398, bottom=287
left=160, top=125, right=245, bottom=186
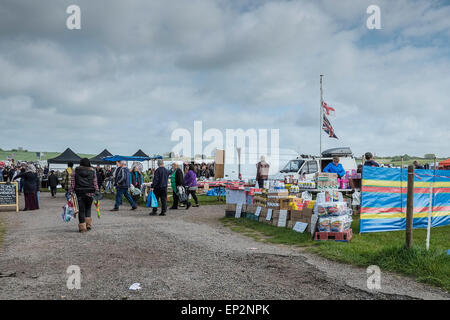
left=184, top=164, right=199, bottom=207
left=96, top=165, right=106, bottom=192
left=256, top=156, right=270, bottom=189
left=69, top=158, right=99, bottom=233
left=13, top=164, right=40, bottom=211
left=62, top=162, right=74, bottom=200
left=150, top=159, right=169, bottom=216
left=111, top=161, right=137, bottom=211
left=48, top=170, right=59, bottom=197
left=169, top=162, right=190, bottom=210
left=130, top=163, right=144, bottom=204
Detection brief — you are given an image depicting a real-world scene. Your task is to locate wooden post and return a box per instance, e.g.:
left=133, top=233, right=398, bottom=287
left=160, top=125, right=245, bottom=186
left=405, top=165, right=414, bottom=249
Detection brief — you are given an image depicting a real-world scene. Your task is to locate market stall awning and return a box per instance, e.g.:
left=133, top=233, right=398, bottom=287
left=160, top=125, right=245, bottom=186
left=47, top=148, right=82, bottom=164
left=90, top=149, right=114, bottom=165
left=150, top=155, right=163, bottom=160
left=102, top=155, right=151, bottom=162
left=132, top=149, right=149, bottom=157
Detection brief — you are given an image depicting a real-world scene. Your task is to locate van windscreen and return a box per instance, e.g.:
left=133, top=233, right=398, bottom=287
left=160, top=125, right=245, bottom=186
left=281, top=160, right=304, bottom=173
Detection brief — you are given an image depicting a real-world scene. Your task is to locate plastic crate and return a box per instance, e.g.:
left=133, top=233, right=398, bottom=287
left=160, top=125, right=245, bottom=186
left=314, top=229, right=353, bottom=242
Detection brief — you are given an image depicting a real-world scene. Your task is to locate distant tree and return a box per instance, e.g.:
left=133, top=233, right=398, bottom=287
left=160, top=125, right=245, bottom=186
left=424, top=154, right=436, bottom=159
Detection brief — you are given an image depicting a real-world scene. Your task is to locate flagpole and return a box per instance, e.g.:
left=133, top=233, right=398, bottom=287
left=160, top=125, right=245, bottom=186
left=320, top=75, right=323, bottom=171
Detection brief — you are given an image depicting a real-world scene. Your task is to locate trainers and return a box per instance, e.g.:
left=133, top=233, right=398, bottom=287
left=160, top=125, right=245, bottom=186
left=111, top=208, right=119, bottom=211
left=169, top=207, right=177, bottom=210
left=131, top=207, right=137, bottom=211
left=193, top=204, right=199, bottom=207
left=159, top=212, right=166, bottom=216
left=149, top=211, right=157, bottom=216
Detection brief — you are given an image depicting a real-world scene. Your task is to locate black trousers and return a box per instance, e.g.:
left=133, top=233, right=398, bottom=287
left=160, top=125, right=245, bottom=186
left=171, top=191, right=187, bottom=209
left=77, top=194, right=93, bottom=224
left=258, top=179, right=266, bottom=189
left=153, top=188, right=167, bottom=213
left=187, top=189, right=198, bottom=205
left=50, top=186, right=57, bottom=197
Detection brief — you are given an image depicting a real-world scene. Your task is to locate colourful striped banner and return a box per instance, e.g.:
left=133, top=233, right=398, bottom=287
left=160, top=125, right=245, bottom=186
left=360, top=167, right=450, bottom=233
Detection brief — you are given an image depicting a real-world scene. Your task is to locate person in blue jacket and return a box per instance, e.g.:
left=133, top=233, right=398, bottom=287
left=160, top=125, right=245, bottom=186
left=323, top=156, right=346, bottom=178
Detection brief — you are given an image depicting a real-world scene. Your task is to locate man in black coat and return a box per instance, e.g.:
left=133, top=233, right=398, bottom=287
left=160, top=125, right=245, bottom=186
left=48, top=170, right=59, bottom=197
left=150, top=160, right=169, bottom=216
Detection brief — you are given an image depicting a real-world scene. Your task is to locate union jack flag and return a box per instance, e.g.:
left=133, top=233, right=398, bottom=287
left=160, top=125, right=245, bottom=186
left=322, top=114, right=338, bottom=139
left=322, top=101, right=335, bottom=117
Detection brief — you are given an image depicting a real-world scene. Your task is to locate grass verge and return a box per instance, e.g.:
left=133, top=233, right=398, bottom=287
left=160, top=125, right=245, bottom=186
left=221, top=215, right=450, bottom=292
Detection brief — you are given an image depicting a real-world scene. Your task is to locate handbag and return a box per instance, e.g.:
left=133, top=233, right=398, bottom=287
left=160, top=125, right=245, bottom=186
left=177, top=186, right=188, bottom=202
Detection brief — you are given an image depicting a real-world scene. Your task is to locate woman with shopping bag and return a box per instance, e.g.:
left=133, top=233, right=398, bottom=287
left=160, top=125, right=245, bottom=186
left=169, top=162, right=190, bottom=210
left=69, top=158, right=99, bottom=233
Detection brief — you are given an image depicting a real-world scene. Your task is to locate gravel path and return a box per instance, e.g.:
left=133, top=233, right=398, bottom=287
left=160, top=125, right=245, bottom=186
left=0, top=192, right=448, bottom=300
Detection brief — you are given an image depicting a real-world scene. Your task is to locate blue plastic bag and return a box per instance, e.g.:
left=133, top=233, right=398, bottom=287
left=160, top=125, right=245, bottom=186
left=147, top=191, right=158, bottom=208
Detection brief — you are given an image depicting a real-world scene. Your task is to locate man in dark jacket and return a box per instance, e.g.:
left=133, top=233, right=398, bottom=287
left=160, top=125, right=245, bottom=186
left=364, top=152, right=380, bottom=167
left=111, top=161, right=137, bottom=211
left=150, top=160, right=169, bottom=216
left=48, top=170, right=59, bottom=197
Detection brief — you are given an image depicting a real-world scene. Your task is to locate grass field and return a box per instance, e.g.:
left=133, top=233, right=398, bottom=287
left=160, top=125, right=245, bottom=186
left=0, top=150, right=94, bottom=162
left=221, top=215, right=450, bottom=292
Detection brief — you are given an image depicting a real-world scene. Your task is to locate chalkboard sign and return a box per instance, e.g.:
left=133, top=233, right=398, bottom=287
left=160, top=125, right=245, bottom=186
left=0, top=182, right=19, bottom=212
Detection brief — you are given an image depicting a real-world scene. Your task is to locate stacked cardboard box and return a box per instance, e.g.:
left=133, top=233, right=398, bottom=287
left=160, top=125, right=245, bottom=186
left=315, top=172, right=338, bottom=189
left=287, top=208, right=313, bottom=232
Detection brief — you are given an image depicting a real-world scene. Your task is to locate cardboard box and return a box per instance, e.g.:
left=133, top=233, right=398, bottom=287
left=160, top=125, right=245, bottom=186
left=301, top=207, right=314, bottom=219
left=267, top=191, right=289, bottom=199
left=246, top=205, right=256, bottom=214
left=315, top=172, right=338, bottom=181
left=279, top=198, right=291, bottom=210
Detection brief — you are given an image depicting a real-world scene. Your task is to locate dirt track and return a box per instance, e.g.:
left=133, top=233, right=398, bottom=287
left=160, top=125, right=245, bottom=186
left=0, top=192, right=448, bottom=300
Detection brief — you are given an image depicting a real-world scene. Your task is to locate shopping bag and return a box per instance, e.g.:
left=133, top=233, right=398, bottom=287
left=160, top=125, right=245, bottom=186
left=150, top=192, right=158, bottom=208
left=177, top=186, right=188, bottom=202
left=70, top=193, right=79, bottom=214
left=146, top=191, right=152, bottom=207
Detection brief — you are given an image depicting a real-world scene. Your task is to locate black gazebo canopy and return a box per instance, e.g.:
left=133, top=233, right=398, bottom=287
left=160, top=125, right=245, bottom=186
left=89, top=149, right=114, bottom=165
left=132, top=149, right=149, bottom=157
left=47, top=148, right=82, bottom=164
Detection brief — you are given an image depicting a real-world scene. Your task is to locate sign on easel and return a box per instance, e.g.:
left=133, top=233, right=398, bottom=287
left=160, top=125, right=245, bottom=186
left=255, top=206, right=262, bottom=217
left=0, top=182, right=19, bottom=212
left=235, top=204, right=243, bottom=218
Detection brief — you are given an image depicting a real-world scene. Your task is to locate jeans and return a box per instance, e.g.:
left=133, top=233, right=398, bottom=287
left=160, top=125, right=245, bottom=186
left=77, top=194, right=93, bottom=224
left=50, top=186, right=57, bottom=197
left=152, top=188, right=167, bottom=213
left=115, top=187, right=137, bottom=209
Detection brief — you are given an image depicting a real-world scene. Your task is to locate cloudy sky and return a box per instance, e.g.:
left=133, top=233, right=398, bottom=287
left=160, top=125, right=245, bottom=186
left=0, top=0, right=449, bottom=160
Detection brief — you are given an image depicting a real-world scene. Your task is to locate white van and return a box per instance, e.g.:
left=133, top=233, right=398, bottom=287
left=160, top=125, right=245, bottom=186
left=272, top=147, right=358, bottom=181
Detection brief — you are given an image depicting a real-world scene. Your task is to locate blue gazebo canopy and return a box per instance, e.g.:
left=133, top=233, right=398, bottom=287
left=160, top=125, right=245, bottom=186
left=102, top=155, right=151, bottom=162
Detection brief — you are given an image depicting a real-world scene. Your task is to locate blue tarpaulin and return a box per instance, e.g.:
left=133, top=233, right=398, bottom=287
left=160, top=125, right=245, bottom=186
left=103, top=155, right=151, bottom=162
